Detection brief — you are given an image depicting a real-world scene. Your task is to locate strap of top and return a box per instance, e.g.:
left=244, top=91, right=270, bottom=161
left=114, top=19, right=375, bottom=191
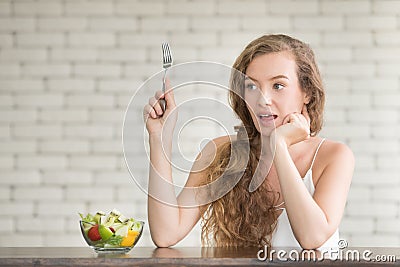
left=274, top=201, right=285, bottom=211
left=310, top=138, right=326, bottom=170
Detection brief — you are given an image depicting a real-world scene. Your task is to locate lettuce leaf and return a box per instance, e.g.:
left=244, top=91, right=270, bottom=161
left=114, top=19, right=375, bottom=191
left=105, top=235, right=123, bottom=246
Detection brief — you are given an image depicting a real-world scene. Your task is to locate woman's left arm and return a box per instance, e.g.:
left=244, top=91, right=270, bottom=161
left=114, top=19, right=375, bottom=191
left=272, top=106, right=354, bottom=249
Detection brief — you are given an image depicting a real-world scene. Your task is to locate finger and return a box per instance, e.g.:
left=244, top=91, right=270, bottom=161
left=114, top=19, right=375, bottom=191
left=290, top=113, right=300, bottom=124
left=155, top=90, right=164, bottom=100
left=143, top=104, right=157, bottom=119
left=282, top=113, right=295, bottom=124
left=155, top=91, right=166, bottom=113
left=164, top=79, right=176, bottom=108
left=294, top=113, right=309, bottom=131
left=149, top=96, right=163, bottom=116
left=164, top=88, right=176, bottom=109
left=156, top=79, right=171, bottom=100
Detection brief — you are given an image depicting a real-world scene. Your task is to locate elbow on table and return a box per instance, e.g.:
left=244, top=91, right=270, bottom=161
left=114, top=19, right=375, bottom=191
left=153, top=241, right=173, bottom=248
left=151, top=234, right=180, bottom=248
left=297, top=233, right=329, bottom=250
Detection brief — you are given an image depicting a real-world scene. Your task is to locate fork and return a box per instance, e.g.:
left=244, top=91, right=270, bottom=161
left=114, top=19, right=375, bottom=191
left=160, top=42, right=173, bottom=112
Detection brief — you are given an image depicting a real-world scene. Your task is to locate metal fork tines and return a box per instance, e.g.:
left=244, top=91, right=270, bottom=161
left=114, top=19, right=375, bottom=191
left=161, top=42, right=173, bottom=111
left=162, top=42, right=173, bottom=69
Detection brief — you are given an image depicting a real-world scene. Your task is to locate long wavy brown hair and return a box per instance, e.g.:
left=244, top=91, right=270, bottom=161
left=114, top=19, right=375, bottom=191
left=199, top=34, right=326, bottom=247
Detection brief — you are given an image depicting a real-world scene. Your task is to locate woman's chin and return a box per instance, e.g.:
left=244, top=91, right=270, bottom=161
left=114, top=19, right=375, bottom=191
left=256, top=127, right=274, bottom=137
left=254, top=119, right=278, bottom=137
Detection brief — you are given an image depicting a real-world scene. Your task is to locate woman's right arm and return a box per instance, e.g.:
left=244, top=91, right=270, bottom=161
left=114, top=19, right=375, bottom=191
left=144, top=88, right=224, bottom=247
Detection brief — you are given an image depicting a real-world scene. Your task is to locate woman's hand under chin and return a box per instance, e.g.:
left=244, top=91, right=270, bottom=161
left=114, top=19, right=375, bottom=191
left=270, top=105, right=311, bottom=150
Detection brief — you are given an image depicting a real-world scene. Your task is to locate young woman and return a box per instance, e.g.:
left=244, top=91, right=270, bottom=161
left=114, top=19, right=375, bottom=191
left=143, top=34, right=354, bottom=249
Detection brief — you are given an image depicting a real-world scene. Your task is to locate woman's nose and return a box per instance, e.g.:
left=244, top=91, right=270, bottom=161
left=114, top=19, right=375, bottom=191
left=257, top=90, right=272, bottom=106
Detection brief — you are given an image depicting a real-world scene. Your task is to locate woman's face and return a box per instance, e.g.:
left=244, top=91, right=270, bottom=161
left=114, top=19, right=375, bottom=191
left=244, top=51, right=308, bottom=136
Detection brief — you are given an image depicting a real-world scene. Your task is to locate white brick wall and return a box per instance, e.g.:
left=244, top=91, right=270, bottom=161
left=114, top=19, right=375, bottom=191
left=0, top=0, right=399, bottom=248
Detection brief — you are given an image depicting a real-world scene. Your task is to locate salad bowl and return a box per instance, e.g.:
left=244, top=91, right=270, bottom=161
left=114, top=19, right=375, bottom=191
left=79, top=210, right=144, bottom=254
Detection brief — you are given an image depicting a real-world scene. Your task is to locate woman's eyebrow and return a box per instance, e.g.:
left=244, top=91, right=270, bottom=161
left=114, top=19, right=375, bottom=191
left=244, top=75, right=258, bottom=82
left=269, top=75, right=289, bottom=81
left=245, top=74, right=289, bottom=82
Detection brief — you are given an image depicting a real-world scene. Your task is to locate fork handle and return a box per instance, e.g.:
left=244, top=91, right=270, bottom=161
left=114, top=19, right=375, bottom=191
left=160, top=69, right=167, bottom=112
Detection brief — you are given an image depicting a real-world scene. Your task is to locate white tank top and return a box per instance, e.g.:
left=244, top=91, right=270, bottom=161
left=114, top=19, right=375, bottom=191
left=271, top=138, right=340, bottom=249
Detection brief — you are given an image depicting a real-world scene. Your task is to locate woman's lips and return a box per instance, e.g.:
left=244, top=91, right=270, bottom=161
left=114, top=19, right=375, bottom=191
left=258, top=114, right=278, bottom=127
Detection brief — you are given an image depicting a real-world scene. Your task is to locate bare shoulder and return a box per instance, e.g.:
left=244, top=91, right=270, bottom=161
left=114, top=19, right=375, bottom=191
left=192, top=135, right=236, bottom=171
left=201, top=135, right=236, bottom=154
left=320, top=139, right=354, bottom=164
left=313, top=138, right=354, bottom=186
left=213, top=134, right=237, bottom=146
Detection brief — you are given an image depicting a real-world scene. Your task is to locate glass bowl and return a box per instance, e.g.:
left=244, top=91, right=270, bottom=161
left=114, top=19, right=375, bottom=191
left=79, top=220, right=144, bottom=254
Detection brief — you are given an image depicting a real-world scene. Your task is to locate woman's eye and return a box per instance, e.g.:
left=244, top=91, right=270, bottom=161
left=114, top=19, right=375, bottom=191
left=273, top=83, right=284, bottom=90
left=245, top=83, right=258, bottom=90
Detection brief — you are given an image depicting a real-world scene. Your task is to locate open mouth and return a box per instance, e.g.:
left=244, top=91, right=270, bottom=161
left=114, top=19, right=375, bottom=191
left=258, top=114, right=278, bottom=120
